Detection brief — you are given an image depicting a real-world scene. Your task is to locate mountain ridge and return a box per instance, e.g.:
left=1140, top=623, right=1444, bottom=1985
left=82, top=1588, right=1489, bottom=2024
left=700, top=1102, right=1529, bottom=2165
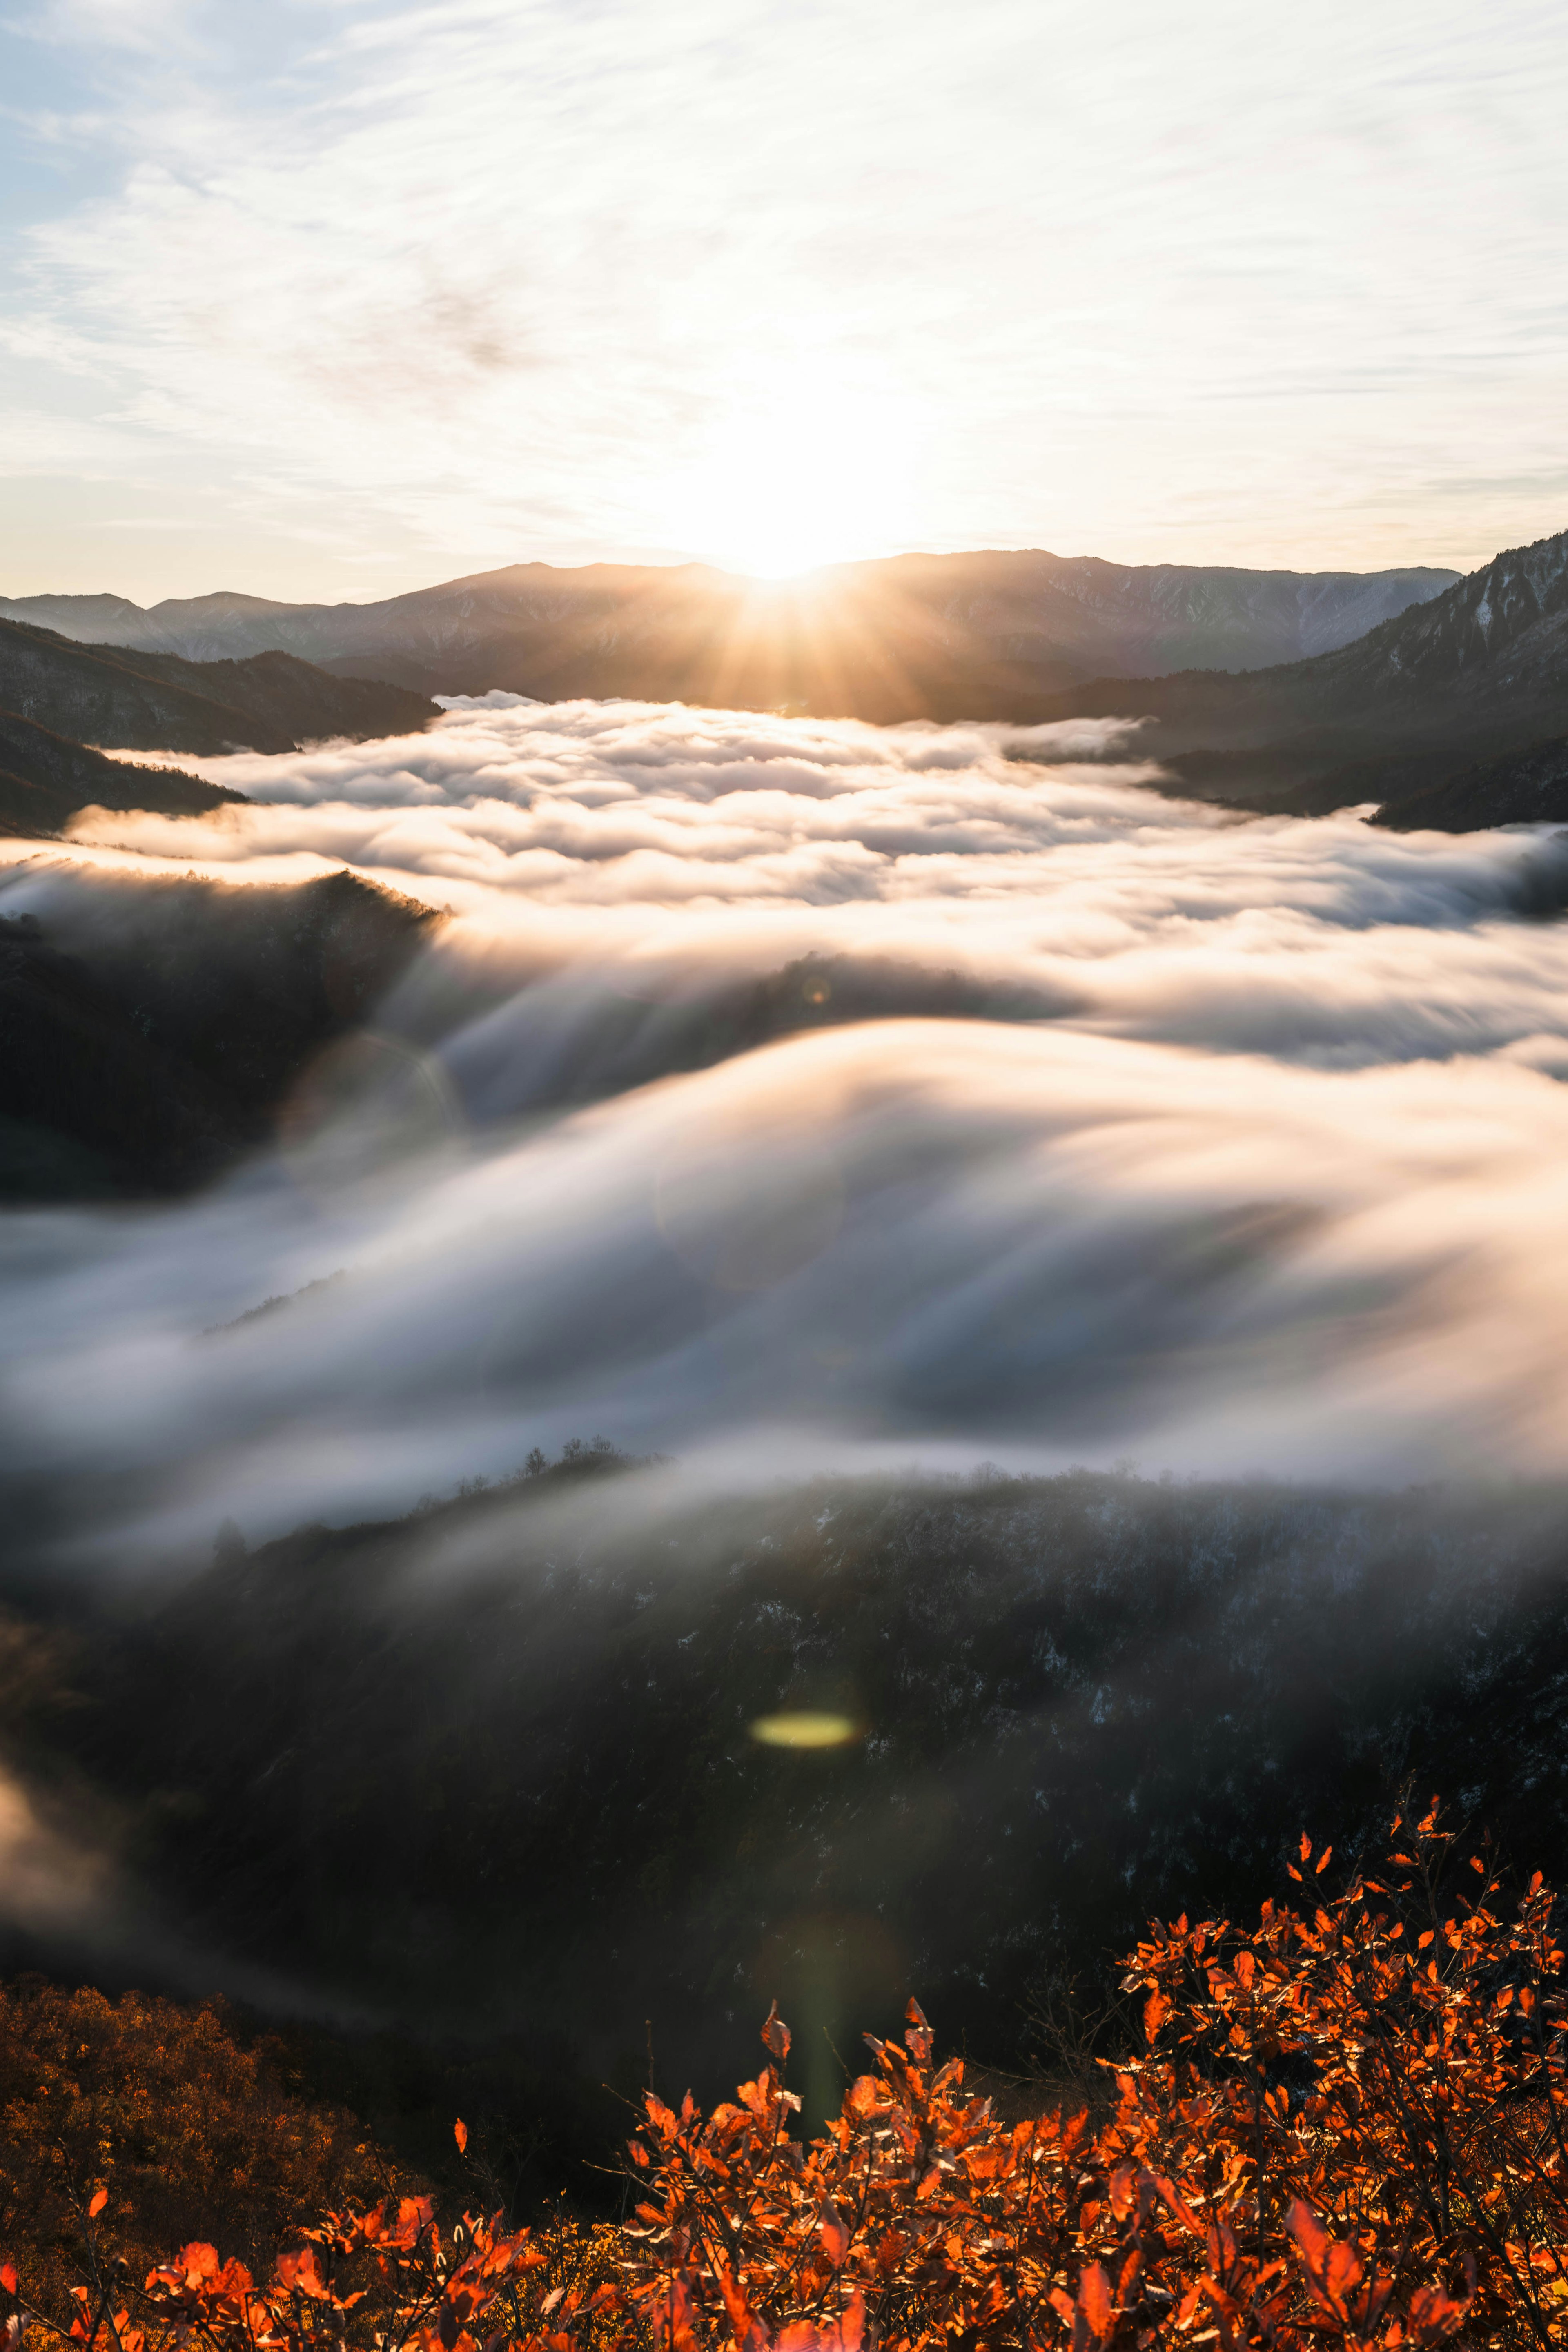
left=0, top=867, right=441, bottom=1199
left=1042, top=528, right=1568, bottom=718
left=1025, top=526, right=1568, bottom=825
left=0, top=617, right=439, bottom=760
left=7, top=532, right=1567, bottom=829
left=0, top=551, right=1458, bottom=712
left=0, top=708, right=243, bottom=839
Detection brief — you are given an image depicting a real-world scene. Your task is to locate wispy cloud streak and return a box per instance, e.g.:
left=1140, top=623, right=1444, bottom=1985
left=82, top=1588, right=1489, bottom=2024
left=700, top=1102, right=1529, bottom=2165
left=2, top=0, right=1566, bottom=595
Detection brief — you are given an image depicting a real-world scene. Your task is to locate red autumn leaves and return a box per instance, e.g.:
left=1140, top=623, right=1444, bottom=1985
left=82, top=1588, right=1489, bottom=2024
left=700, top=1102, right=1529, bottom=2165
left=0, top=1800, right=1563, bottom=2350
left=605, top=1807, right=1512, bottom=2351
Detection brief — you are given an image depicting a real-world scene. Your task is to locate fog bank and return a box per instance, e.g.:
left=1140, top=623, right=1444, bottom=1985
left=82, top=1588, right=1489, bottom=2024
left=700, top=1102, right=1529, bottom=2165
left=6, top=697, right=1568, bottom=1557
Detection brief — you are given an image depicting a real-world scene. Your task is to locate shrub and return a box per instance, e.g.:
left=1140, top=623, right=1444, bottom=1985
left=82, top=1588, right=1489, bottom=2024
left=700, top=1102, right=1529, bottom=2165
left=5, top=1802, right=1566, bottom=2351
left=0, top=1983, right=412, bottom=2332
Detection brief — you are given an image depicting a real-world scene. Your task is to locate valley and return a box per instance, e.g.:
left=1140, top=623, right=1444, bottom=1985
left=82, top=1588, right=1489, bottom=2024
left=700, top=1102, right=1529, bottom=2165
left=3, top=519, right=1568, bottom=2249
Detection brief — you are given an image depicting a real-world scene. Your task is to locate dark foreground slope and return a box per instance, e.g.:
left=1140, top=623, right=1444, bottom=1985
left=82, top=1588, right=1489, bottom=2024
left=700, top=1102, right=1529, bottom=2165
left=7, top=1457, right=1568, bottom=2184
left=0, top=708, right=244, bottom=838
left=0, top=554, right=1457, bottom=708
left=0, top=869, right=440, bottom=1198
left=0, top=617, right=437, bottom=756
left=1369, top=728, right=1568, bottom=831
left=1036, top=528, right=1568, bottom=826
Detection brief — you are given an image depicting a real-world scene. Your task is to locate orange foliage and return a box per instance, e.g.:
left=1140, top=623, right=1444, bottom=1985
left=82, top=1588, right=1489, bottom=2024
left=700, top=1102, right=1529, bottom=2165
left=0, top=1982, right=412, bottom=2331
left=6, top=1803, right=1568, bottom=2352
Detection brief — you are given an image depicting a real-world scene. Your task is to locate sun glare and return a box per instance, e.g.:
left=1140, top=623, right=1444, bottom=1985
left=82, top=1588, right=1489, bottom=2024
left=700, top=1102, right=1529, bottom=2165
left=667, top=361, right=919, bottom=580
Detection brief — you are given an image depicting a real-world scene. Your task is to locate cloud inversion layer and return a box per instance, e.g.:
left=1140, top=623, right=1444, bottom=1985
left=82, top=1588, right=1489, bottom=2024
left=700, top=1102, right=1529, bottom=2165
left=84, top=696, right=1568, bottom=1067
left=7, top=697, right=1568, bottom=1554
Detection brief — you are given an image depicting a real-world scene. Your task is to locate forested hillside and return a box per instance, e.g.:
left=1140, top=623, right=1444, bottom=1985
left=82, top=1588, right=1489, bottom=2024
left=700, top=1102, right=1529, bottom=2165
left=7, top=1454, right=1568, bottom=2193
left=1040, top=526, right=1568, bottom=823
left=0, top=711, right=240, bottom=838
left=0, top=870, right=440, bottom=1199
left=0, top=618, right=436, bottom=759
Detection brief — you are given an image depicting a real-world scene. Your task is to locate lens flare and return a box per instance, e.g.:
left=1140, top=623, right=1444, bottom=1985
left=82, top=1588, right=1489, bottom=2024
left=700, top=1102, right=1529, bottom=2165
left=751, top=1712, right=860, bottom=1748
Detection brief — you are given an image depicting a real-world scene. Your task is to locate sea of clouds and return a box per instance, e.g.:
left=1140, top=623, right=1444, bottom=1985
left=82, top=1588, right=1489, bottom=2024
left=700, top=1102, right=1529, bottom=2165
left=10, top=694, right=1568, bottom=1566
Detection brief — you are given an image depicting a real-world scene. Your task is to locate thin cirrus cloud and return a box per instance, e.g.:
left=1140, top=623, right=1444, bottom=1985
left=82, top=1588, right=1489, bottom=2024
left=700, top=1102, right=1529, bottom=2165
left=0, top=0, right=1566, bottom=598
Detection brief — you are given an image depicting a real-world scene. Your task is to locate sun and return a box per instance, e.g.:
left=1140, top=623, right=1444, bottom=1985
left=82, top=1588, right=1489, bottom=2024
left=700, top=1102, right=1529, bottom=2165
left=666, top=361, right=920, bottom=580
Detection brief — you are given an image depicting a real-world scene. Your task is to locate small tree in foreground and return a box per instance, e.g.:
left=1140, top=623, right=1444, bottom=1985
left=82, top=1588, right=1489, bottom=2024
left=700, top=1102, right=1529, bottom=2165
left=5, top=1801, right=1567, bottom=2351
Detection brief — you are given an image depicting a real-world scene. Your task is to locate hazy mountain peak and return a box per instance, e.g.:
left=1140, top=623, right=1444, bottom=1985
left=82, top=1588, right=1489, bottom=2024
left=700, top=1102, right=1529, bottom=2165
left=0, top=592, right=147, bottom=633
left=149, top=590, right=310, bottom=621
left=1321, top=522, right=1568, bottom=697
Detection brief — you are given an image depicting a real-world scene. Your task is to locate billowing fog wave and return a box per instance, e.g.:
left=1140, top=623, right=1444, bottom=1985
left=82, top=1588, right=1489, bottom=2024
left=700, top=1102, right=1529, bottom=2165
left=85, top=697, right=1568, bottom=1067
left=11, top=693, right=1568, bottom=1560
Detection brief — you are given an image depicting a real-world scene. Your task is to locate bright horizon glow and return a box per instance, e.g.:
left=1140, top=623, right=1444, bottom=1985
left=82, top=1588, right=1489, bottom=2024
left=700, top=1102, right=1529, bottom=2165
left=0, top=1, right=1565, bottom=605
left=665, top=356, right=923, bottom=579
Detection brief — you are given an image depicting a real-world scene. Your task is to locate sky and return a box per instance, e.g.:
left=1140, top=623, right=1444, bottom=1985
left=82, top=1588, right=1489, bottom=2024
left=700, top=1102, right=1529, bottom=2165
left=1, top=0, right=1566, bottom=604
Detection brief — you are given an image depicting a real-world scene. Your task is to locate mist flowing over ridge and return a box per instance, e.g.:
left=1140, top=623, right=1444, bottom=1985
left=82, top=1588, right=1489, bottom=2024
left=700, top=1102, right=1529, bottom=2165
left=5, top=639, right=1568, bottom=2179
left=12, top=693, right=1568, bottom=1569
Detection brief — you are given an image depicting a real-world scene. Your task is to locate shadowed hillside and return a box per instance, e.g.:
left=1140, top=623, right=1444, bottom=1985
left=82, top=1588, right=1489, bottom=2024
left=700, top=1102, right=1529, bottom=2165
left=0, top=709, right=243, bottom=838
left=8, top=1457, right=1568, bottom=2184
left=1035, top=527, right=1568, bottom=825
left=0, top=869, right=441, bottom=1199
left=1369, top=728, right=1568, bottom=830
left=0, top=618, right=437, bottom=758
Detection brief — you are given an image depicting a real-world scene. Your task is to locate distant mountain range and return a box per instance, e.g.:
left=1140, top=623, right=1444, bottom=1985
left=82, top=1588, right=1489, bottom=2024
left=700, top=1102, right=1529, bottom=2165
left=2, top=535, right=1568, bottom=835
left=0, top=551, right=1457, bottom=714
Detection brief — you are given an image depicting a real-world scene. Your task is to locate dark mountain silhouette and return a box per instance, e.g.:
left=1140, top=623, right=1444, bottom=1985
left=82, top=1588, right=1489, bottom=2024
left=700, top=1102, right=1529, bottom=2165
left=0, top=869, right=441, bottom=1200
left=0, top=552, right=1456, bottom=713
left=0, top=708, right=243, bottom=838
left=1031, top=527, right=1568, bottom=824
left=0, top=618, right=438, bottom=758
left=1370, top=730, right=1568, bottom=832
